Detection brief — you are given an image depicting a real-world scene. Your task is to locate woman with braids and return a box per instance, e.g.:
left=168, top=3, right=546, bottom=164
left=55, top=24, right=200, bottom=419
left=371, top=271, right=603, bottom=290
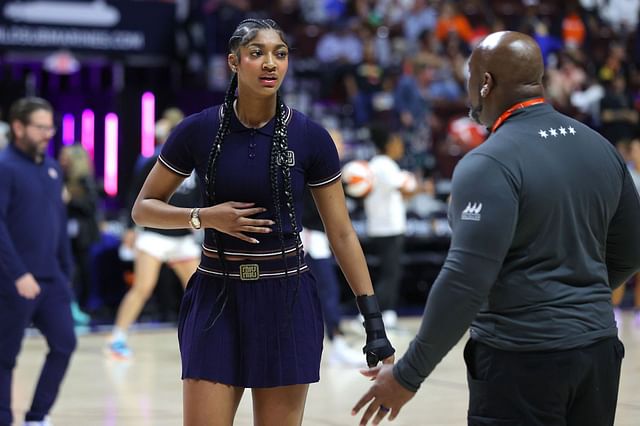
left=131, top=18, right=395, bottom=425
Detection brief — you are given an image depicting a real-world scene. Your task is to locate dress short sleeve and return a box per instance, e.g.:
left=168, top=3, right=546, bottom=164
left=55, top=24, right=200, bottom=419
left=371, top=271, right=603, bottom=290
left=305, top=120, right=341, bottom=187
left=158, top=113, right=202, bottom=176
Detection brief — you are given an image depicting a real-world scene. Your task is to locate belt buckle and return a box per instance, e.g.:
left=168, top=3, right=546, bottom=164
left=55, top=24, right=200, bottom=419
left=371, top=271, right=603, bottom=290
left=239, top=264, right=260, bottom=281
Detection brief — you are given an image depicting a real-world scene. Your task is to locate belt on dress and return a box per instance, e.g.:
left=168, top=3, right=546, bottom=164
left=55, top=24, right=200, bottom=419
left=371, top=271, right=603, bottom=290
left=197, top=253, right=309, bottom=281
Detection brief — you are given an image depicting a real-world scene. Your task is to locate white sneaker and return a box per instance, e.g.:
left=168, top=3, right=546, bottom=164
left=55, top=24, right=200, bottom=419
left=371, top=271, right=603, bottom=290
left=24, top=416, right=52, bottom=426
left=327, top=336, right=367, bottom=367
left=382, top=310, right=398, bottom=329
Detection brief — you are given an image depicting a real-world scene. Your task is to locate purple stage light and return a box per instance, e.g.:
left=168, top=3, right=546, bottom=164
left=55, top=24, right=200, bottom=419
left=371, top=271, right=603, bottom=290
left=62, top=113, right=74, bottom=146
left=141, top=91, right=155, bottom=158
left=104, top=113, right=119, bottom=197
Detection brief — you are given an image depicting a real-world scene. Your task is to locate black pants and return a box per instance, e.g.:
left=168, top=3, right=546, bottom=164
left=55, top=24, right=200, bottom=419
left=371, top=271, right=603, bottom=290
left=463, top=337, right=624, bottom=426
left=0, top=281, right=77, bottom=425
left=370, top=235, right=404, bottom=312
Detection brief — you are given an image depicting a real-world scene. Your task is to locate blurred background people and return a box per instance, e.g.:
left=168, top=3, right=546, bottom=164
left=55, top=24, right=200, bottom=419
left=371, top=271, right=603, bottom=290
left=107, top=109, right=201, bottom=359
left=364, top=123, right=417, bottom=328
left=59, top=143, right=100, bottom=326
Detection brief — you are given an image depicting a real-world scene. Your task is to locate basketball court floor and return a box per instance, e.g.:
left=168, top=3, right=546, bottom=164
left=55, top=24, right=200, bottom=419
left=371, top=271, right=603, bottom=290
left=11, top=312, right=640, bottom=425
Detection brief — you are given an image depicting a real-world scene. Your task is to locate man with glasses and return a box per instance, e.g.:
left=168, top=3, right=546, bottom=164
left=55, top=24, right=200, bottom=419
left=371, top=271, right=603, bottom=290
left=0, top=97, right=76, bottom=426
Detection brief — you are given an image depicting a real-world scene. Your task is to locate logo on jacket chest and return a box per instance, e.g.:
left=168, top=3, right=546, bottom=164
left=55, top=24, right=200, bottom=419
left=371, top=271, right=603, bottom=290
left=276, top=150, right=295, bottom=167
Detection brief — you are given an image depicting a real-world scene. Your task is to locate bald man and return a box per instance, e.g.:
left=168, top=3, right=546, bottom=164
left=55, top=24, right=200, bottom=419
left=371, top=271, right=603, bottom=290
left=352, top=31, right=640, bottom=426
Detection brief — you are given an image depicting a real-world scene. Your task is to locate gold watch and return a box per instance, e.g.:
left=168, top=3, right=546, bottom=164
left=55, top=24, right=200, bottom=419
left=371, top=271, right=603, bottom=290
left=189, top=208, right=201, bottom=230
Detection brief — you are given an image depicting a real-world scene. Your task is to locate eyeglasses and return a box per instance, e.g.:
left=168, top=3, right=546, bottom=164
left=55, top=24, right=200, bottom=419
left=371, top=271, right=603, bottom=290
left=27, top=123, right=57, bottom=135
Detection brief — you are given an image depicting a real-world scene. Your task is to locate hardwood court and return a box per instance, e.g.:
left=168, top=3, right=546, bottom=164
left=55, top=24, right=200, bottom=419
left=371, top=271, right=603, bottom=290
left=11, top=313, right=640, bottom=425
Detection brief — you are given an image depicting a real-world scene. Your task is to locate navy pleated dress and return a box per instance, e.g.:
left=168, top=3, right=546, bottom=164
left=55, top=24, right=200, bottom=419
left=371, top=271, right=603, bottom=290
left=159, top=104, right=342, bottom=387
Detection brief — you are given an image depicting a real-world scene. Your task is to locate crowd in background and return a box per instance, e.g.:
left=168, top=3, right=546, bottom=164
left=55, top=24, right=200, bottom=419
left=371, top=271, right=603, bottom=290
left=178, top=0, right=640, bottom=178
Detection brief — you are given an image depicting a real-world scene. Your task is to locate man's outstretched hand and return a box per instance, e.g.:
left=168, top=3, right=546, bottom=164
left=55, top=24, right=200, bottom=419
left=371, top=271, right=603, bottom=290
left=352, top=364, right=416, bottom=425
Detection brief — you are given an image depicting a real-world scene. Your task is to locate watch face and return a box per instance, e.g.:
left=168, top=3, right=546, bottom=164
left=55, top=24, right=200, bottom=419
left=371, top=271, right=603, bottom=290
left=190, top=210, right=201, bottom=229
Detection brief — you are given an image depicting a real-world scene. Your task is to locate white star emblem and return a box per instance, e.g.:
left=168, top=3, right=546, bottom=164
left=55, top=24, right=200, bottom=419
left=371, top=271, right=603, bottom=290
left=559, top=127, right=567, bottom=136
left=568, top=126, right=576, bottom=135
left=549, top=128, right=558, bottom=137
left=539, top=129, right=548, bottom=138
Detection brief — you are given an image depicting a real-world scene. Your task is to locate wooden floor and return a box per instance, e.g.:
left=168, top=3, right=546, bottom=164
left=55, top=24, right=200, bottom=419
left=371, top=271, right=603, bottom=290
left=11, top=312, right=640, bottom=425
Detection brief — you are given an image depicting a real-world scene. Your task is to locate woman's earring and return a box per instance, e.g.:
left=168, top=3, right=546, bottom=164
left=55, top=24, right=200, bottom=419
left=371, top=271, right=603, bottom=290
left=480, top=86, right=488, bottom=97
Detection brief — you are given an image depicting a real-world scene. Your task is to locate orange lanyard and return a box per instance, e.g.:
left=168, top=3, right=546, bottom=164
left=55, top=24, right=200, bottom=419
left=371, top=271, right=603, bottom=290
left=491, top=97, right=546, bottom=133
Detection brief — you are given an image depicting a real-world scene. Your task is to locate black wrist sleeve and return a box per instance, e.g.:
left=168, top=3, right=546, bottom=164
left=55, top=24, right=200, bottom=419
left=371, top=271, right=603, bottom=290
left=356, top=295, right=395, bottom=367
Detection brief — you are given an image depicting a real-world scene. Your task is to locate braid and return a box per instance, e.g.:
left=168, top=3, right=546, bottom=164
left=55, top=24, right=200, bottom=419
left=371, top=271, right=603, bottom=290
left=269, top=99, right=288, bottom=274
left=273, top=93, right=302, bottom=309
left=202, top=73, right=236, bottom=330
left=205, top=73, right=237, bottom=204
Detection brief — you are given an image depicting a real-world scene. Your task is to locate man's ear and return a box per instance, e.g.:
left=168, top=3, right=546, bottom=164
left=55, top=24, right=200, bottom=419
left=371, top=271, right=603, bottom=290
left=11, top=120, right=25, bottom=140
left=481, top=72, right=494, bottom=97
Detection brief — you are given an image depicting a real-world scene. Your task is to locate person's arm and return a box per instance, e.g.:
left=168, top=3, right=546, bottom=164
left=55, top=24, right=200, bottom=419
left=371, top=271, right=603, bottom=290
left=132, top=162, right=273, bottom=243
left=0, top=165, right=29, bottom=282
left=135, top=110, right=274, bottom=242
left=311, top=180, right=374, bottom=296
left=393, top=153, right=519, bottom=392
left=312, top=180, right=395, bottom=365
left=605, top=167, right=640, bottom=289
left=131, top=162, right=192, bottom=228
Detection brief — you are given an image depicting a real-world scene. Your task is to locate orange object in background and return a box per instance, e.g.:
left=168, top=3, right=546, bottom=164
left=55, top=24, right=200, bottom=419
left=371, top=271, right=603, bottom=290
left=563, top=12, right=585, bottom=48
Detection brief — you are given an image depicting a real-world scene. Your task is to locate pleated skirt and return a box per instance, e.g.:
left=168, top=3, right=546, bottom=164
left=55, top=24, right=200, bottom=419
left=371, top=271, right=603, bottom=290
left=178, top=268, right=324, bottom=388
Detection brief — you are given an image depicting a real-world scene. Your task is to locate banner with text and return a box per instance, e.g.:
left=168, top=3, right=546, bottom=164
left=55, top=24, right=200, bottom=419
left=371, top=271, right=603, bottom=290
left=0, top=0, right=176, bottom=56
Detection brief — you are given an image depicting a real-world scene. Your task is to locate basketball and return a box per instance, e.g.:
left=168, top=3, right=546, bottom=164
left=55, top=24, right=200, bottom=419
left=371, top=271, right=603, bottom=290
left=342, top=160, right=373, bottom=198
left=447, top=116, right=488, bottom=152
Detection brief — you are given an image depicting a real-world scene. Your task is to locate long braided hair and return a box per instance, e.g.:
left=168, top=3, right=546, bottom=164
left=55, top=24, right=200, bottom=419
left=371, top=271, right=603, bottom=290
left=203, top=18, right=302, bottom=328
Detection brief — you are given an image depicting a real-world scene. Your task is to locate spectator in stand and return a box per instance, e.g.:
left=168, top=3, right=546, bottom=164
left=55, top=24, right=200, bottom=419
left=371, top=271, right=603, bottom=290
left=345, top=38, right=389, bottom=127
left=531, top=21, right=564, bottom=67
left=394, top=58, right=436, bottom=170
left=546, top=51, right=588, bottom=112
left=599, top=43, right=629, bottom=83
left=403, top=0, right=438, bottom=54
left=315, top=19, right=364, bottom=101
left=563, top=3, right=586, bottom=50
left=600, top=74, right=639, bottom=146
left=435, top=1, right=474, bottom=45
left=415, top=29, right=445, bottom=69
